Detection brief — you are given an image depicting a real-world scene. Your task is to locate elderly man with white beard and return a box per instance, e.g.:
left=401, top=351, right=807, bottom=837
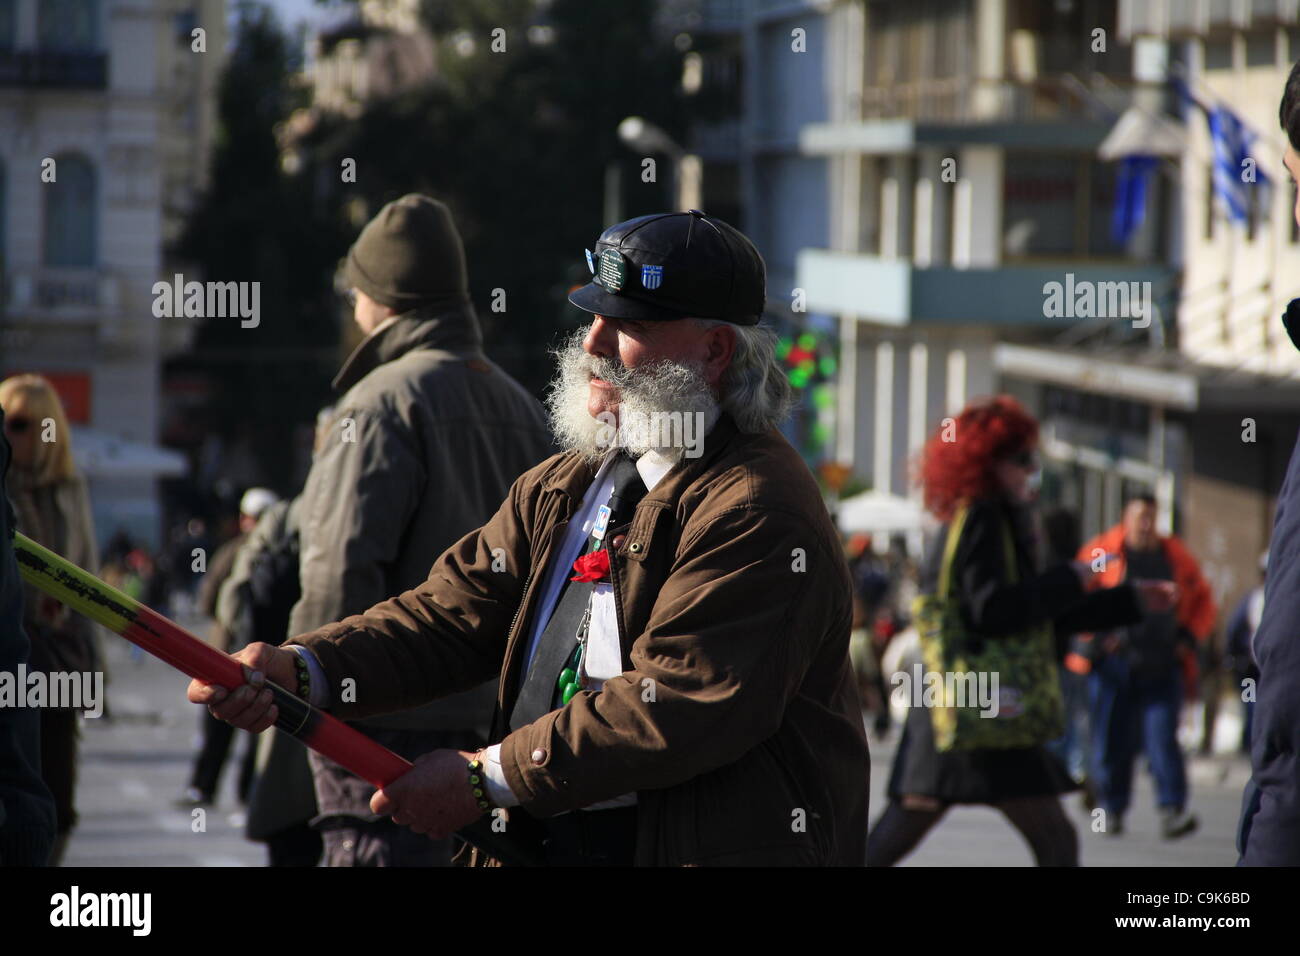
left=190, top=211, right=870, bottom=866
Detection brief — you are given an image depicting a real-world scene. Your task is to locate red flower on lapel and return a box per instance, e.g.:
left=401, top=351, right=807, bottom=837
left=571, top=548, right=611, bottom=583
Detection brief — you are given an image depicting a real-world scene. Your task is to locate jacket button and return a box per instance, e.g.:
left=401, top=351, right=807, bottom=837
left=531, top=748, right=547, bottom=763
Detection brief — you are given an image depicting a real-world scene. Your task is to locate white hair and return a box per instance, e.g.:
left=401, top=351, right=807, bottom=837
left=544, top=318, right=794, bottom=465
left=696, top=318, right=795, bottom=433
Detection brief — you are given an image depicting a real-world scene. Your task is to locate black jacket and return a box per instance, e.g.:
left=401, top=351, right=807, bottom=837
left=922, top=497, right=1142, bottom=654
left=1240, top=422, right=1300, bottom=865
left=888, top=496, right=1142, bottom=805
left=0, top=407, right=57, bottom=865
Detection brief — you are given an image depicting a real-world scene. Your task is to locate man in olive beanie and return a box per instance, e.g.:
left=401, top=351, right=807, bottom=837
left=344, top=194, right=470, bottom=314
left=288, top=194, right=553, bottom=866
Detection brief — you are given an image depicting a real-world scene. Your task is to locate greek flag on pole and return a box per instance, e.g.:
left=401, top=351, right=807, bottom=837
left=1208, top=105, right=1268, bottom=223
left=1112, top=155, right=1159, bottom=245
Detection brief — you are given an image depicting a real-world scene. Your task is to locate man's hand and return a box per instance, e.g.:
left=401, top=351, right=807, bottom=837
left=1134, top=579, right=1179, bottom=613
left=371, top=749, right=484, bottom=839
left=186, top=642, right=299, bottom=733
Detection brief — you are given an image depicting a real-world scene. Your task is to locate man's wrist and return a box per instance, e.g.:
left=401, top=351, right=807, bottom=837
left=480, top=743, right=521, bottom=808
left=467, top=751, right=497, bottom=815
left=285, top=645, right=330, bottom=709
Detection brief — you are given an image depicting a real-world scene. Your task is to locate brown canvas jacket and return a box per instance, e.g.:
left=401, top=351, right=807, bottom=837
left=288, top=414, right=870, bottom=865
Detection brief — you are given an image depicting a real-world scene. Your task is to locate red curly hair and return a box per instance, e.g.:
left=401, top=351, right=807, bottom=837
left=917, top=395, right=1039, bottom=521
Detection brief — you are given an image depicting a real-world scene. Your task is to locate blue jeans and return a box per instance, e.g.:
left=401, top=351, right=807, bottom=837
left=1048, top=667, right=1090, bottom=780
left=1088, top=654, right=1187, bottom=816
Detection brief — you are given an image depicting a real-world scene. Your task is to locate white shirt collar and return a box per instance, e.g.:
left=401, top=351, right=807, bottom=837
left=593, top=448, right=673, bottom=494
left=635, top=450, right=676, bottom=491
left=594, top=405, right=721, bottom=494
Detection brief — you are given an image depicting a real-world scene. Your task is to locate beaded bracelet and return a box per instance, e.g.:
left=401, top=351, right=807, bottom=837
left=291, top=652, right=312, bottom=701
left=467, top=752, right=496, bottom=815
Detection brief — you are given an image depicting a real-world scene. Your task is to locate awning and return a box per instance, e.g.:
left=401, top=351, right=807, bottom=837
left=71, top=427, right=188, bottom=480
left=836, top=491, right=926, bottom=536
left=995, top=342, right=1300, bottom=412
left=1098, top=106, right=1186, bottom=160
left=995, top=343, right=1199, bottom=409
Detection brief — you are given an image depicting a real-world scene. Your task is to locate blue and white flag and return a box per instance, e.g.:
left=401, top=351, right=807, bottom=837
left=1208, top=104, right=1269, bottom=224
left=1112, top=155, right=1159, bottom=245
left=641, top=264, right=663, bottom=290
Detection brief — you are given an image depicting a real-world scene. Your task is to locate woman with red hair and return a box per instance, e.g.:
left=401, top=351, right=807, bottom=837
left=867, top=396, right=1175, bottom=866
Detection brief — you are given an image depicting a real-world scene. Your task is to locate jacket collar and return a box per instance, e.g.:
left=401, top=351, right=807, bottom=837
left=332, top=301, right=483, bottom=394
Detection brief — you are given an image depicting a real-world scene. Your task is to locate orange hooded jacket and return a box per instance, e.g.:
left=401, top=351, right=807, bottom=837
left=1072, top=524, right=1217, bottom=693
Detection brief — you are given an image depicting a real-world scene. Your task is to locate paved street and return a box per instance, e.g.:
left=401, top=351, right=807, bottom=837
left=60, top=620, right=1251, bottom=867
left=868, top=720, right=1250, bottom=867
left=63, top=620, right=263, bottom=867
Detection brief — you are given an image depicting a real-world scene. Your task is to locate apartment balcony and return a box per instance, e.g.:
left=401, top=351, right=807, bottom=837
left=795, top=249, right=1174, bottom=327
left=0, top=51, right=108, bottom=90
left=806, top=75, right=1139, bottom=155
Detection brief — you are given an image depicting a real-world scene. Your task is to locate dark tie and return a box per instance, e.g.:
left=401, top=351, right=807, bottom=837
left=510, top=454, right=647, bottom=730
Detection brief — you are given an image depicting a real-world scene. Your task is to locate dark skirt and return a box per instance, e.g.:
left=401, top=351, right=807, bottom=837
left=887, top=704, right=1078, bottom=805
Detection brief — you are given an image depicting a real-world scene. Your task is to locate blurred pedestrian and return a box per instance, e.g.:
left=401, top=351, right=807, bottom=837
left=288, top=194, right=553, bottom=867
left=228, top=492, right=322, bottom=866
left=1042, top=507, right=1091, bottom=790
left=169, top=517, right=212, bottom=611
left=236, top=408, right=340, bottom=867
left=176, top=487, right=280, bottom=807
left=1224, top=552, right=1265, bottom=754
left=0, top=374, right=100, bottom=865
left=1076, top=493, right=1215, bottom=839
left=0, top=405, right=58, bottom=866
left=847, top=534, right=892, bottom=735
left=867, top=396, right=1172, bottom=867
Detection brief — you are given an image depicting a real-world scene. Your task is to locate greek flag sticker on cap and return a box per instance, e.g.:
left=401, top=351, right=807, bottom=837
left=641, top=264, right=664, bottom=290
left=585, top=248, right=595, bottom=274
left=597, top=248, right=626, bottom=293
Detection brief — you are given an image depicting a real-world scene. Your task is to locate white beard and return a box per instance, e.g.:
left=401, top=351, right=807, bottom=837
left=545, top=330, right=720, bottom=466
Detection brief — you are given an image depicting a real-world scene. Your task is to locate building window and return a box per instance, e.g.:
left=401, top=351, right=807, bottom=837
left=1245, top=30, right=1277, bottom=68
left=1003, top=153, right=1079, bottom=257
left=39, top=0, right=100, bottom=53
left=174, top=10, right=198, bottom=47
left=1204, top=37, right=1234, bottom=71
left=43, top=155, right=97, bottom=268
left=1002, top=151, right=1147, bottom=260
left=0, top=0, right=15, bottom=51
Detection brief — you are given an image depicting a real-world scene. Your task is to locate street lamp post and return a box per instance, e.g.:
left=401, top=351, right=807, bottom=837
left=618, top=115, right=699, bottom=211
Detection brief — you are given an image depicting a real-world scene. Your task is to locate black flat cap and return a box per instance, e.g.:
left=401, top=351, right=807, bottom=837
left=568, top=210, right=766, bottom=325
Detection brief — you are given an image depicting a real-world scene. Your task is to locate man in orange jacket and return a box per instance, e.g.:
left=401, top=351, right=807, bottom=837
left=1075, top=493, right=1216, bottom=839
